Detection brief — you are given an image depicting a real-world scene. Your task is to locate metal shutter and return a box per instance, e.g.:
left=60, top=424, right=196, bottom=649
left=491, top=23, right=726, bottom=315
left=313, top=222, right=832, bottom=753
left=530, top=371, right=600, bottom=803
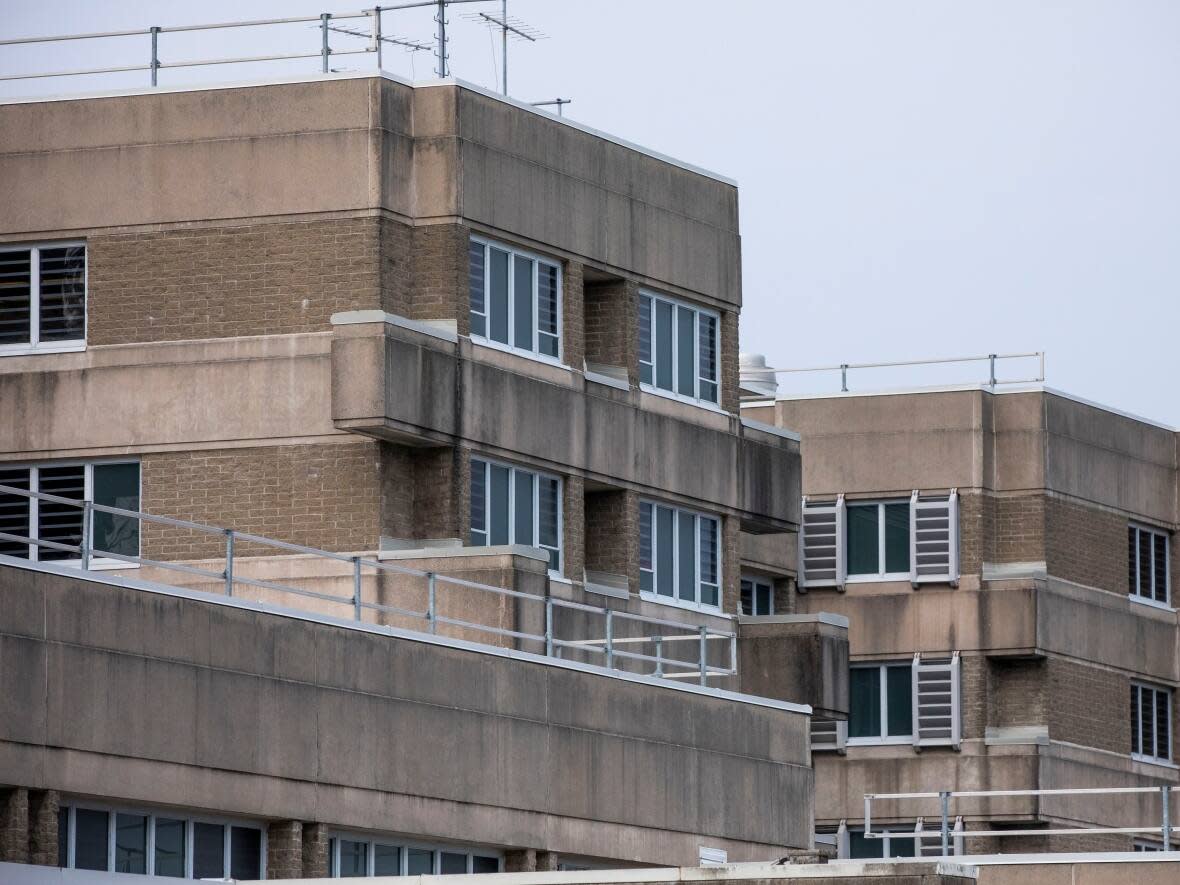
left=799, top=495, right=845, bottom=589
left=810, top=717, right=847, bottom=753
left=910, top=489, right=959, bottom=587
left=911, top=652, right=961, bottom=749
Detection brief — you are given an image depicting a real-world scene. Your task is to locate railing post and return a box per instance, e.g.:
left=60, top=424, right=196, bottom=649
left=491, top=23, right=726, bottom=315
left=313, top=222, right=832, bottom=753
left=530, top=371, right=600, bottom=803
left=988, top=353, right=997, bottom=387
left=654, top=635, right=664, bottom=676
left=372, top=5, right=383, bottom=70
left=427, top=572, right=437, bottom=633
left=79, top=500, right=92, bottom=569
left=149, top=26, right=160, bottom=86
left=223, top=529, right=234, bottom=597
left=352, top=556, right=363, bottom=621
left=320, top=13, right=331, bottom=73
left=698, top=626, right=708, bottom=686
left=604, top=608, right=614, bottom=670
left=840, top=363, right=849, bottom=392
left=544, top=596, right=554, bottom=656
left=1164, top=785, right=1171, bottom=851
left=940, top=790, right=950, bottom=856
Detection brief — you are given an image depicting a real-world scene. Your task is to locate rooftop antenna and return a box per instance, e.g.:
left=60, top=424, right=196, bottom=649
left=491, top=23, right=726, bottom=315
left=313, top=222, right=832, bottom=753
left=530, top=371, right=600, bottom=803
left=329, top=10, right=432, bottom=72
left=463, top=2, right=545, bottom=95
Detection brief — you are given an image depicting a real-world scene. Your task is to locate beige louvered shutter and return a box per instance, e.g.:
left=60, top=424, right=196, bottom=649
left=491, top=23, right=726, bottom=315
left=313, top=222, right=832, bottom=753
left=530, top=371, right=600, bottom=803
left=810, top=717, right=847, bottom=753
left=911, top=652, right=961, bottom=749
left=910, top=489, right=959, bottom=587
left=799, top=495, right=845, bottom=589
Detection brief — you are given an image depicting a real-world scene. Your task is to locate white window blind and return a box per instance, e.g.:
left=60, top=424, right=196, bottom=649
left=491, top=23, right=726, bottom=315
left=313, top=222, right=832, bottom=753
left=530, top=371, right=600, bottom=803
left=810, top=717, right=848, bottom=753
left=910, top=489, right=959, bottom=587
left=911, top=652, right=961, bottom=749
left=798, top=495, right=845, bottom=589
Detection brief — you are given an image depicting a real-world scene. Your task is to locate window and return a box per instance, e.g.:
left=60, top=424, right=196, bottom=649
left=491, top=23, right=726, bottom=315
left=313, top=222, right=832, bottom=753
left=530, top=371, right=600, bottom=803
left=469, top=458, right=561, bottom=573
left=0, top=461, right=140, bottom=565
left=847, top=501, right=910, bottom=579
left=740, top=575, right=773, bottom=616
left=1131, top=682, right=1172, bottom=764
left=58, top=804, right=263, bottom=879
left=1134, top=840, right=1165, bottom=852
left=468, top=237, right=561, bottom=360
left=1129, top=524, right=1170, bottom=606
left=637, top=291, right=719, bottom=405
left=0, top=243, right=86, bottom=354
left=849, top=662, right=913, bottom=743
left=639, top=500, right=721, bottom=610
left=848, top=828, right=916, bottom=859
left=329, top=835, right=499, bottom=877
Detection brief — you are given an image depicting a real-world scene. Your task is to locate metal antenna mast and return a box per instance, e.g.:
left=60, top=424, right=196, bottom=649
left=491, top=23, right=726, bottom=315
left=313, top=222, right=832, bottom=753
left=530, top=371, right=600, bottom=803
left=463, top=3, right=544, bottom=95
left=435, top=0, right=448, bottom=76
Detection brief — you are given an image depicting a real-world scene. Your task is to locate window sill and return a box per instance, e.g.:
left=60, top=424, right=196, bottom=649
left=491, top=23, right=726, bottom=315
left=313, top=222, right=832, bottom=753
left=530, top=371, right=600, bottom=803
left=845, top=573, right=913, bottom=585
left=638, top=591, right=723, bottom=615
left=846, top=737, right=914, bottom=747
left=1131, top=754, right=1179, bottom=770
left=639, top=383, right=724, bottom=414
left=53, top=559, right=138, bottom=571
left=0, top=341, right=87, bottom=357
left=470, top=336, right=569, bottom=371
left=1129, top=595, right=1175, bottom=613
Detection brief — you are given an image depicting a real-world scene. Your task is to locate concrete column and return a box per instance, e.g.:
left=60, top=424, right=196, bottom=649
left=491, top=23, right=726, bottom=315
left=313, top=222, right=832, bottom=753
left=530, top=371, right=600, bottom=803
left=0, top=787, right=29, bottom=863
left=503, top=848, right=537, bottom=872
left=266, top=820, right=303, bottom=879
left=301, top=822, right=330, bottom=879
left=27, top=790, right=59, bottom=867
left=536, top=850, right=560, bottom=872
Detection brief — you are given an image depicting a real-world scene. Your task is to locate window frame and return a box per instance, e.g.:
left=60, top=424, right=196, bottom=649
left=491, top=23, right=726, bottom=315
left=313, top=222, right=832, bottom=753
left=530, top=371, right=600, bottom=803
left=0, top=240, right=88, bottom=356
left=468, top=235, right=563, bottom=365
left=844, top=498, right=911, bottom=583
left=0, top=458, right=140, bottom=569
left=847, top=661, right=914, bottom=746
left=468, top=456, right=563, bottom=577
left=1131, top=681, right=1173, bottom=766
left=638, top=499, right=722, bottom=613
left=328, top=831, right=501, bottom=877
left=846, top=827, right=920, bottom=860
left=740, top=574, right=774, bottom=616
left=637, top=289, right=721, bottom=408
left=1129, top=523, right=1171, bottom=609
left=59, top=800, right=266, bottom=879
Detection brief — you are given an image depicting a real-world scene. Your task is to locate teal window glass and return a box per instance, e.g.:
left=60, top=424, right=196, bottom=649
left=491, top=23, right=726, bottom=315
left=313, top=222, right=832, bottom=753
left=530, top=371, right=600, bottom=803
left=374, top=844, right=401, bottom=876
left=441, top=852, right=468, bottom=874
left=114, top=813, right=147, bottom=874
left=884, top=502, right=910, bottom=574
left=192, top=823, right=224, bottom=879
left=846, top=505, right=879, bottom=576
left=339, top=839, right=367, bottom=877
left=229, top=827, right=262, bottom=880
left=512, top=255, right=533, bottom=350
left=849, top=667, right=881, bottom=739
left=93, top=462, right=139, bottom=559
left=886, top=664, right=913, bottom=737
left=655, top=300, right=673, bottom=390
left=154, top=818, right=186, bottom=878
left=488, top=248, right=509, bottom=344
left=676, top=305, right=695, bottom=397
left=656, top=505, right=674, bottom=597
left=407, top=849, right=434, bottom=875
left=73, top=809, right=109, bottom=871
left=468, top=240, right=486, bottom=338
left=848, top=831, right=884, bottom=859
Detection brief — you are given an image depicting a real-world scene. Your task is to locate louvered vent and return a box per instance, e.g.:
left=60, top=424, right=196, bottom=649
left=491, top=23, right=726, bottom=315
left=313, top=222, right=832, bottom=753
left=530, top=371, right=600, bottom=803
left=912, top=652, right=961, bottom=749
left=799, top=495, right=845, bottom=589
left=810, top=717, right=847, bottom=753
left=910, top=490, right=959, bottom=586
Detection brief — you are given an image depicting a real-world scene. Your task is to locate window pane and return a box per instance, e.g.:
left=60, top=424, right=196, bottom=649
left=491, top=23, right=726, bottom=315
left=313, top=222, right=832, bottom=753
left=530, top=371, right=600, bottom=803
left=339, top=839, right=368, bottom=877
left=698, top=314, right=718, bottom=399
left=1129, top=527, right=1139, bottom=595
left=57, top=808, right=67, bottom=869
left=756, top=581, right=772, bottom=615
left=639, top=502, right=653, bottom=594
left=489, top=248, right=509, bottom=344
left=539, top=476, right=560, bottom=572
left=1153, top=534, right=1169, bottom=603
left=468, top=240, right=486, bottom=338
left=884, top=503, right=910, bottom=574
left=849, top=668, right=881, bottom=739
left=740, top=578, right=753, bottom=616
left=489, top=464, right=510, bottom=546
left=472, top=856, right=499, bottom=874
left=229, top=827, right=262, bottom=880
left=538, top=263, right=559, bottom=357
left=886, top=664, right=913, bottom=737
left=192, top=822, right=225, bottom=880
left=0, top=249, right=32, bottom=346
left=375, top=844, right=401, bottom=876
left=0, top=466, right=31, bottom=558
left=441, top=852, right=468, bottom=874
left=1157, top=690, right=1170, bottom=760
left=848, top=831, right=884, bottom=859
left=699, top=516, right=719, bottom=607
left=1131, top=685, right=1141, bottom=755
left=638, top=295, right=652, bottom=384
left=513, top=255, right=534, bottom=350
left=114, top=813, right=146, bottom=874
left=1139, top=531, right=1152, bottom=597
left=93, top=463, right=139, bottom=559
left=470, top=460, right=487, bottom=545
left=513, top=469, right=534, bottom=547
left=656, top=505, right=674, bottom=597
left=1142, top=687, right=1155, bottom=758
left=37, top=465, right=84, bottom=561
left=37, top=246, right=86, bottom=343
left=407, top=848, right=434, bottom=875
left=888, top=836, right=915, bottom=858
left=74, top=809, right=109, bottom=872
left=677, top=510, right=696, bottom=601
left=154, top=818, right=186, bottom=878
left=846, top=505, right=880, bottom=576
left=676, top=305, right=695, bottom=397
left=655, top=300, right=673, bottom=391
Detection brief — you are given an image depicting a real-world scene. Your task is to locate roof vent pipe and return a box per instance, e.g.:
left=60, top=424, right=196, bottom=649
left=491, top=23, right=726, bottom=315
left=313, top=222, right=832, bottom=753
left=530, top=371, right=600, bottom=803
left=739, top=352, right=778, bottom=401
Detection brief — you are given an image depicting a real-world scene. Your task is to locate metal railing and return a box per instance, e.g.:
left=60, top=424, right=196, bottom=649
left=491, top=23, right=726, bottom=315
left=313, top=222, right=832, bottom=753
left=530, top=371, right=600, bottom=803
left=0, top=3, right=493, bottom=86
left=0, top=482, right=736, bottom=686
left=865, top=786, right=1177, bottom=856
left=756, top=351, right=1045, bottom=395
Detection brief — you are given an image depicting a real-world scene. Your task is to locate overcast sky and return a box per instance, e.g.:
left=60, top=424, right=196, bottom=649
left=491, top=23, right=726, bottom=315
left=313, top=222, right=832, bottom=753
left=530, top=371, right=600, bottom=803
left=5, top=2, right=1179, bottom=423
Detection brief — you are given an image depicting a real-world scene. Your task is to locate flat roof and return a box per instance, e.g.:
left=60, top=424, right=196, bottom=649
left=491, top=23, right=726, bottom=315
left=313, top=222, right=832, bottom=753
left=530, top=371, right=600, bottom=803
left=0, top=69, right=737, bottom=187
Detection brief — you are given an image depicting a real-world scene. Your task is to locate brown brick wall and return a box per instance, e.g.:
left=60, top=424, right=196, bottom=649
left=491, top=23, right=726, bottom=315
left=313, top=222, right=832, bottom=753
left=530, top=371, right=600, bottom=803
left=584, top=279, right=635, bottom=376
left=958, top=491, right=986, bottom=577
left=27, top=790, right=58, bottom=867
left=410, top=223, right=470, bottom=333
left=141, top=442, right=382, bottom=559
left=0, top=788, right=28, bottom=863
left=562, top=474, right=585, bottom=581
left=267, top=820, right=303, bottom=880
left=720, top=307, right=740, bottom=414
left=412, top=446, right=463, bottom=540
left=992, top=494, right=1046, bottom=564
left=378, top=216, right=413, bottom=316
left=721, top=515, right=740, bottom=614
left=562, top=262, right=585, bottom=370
left=989, top=657, right=1047, bottom=728
left=1046, top=657, right=1127, bottom=753
left=88, top=218, right=385, bottom=345
left=301, top=823, right=330, bottom=879
left=960, top=654, right=989, bottom=740
left=584, top=489, right=638, bottom=588
left=1045, top=496, right=1128, bottom=593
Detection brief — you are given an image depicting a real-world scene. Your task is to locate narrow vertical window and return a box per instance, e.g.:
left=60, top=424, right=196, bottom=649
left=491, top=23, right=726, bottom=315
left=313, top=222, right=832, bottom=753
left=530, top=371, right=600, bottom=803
left=698, top=313, right=718, bottom=403
left=36, top=465, right=84, bottom=562
left=0, top=466, right=31, bottom=559
left=638, top=294, right=653, bottom=385
left=229, top=827, right=263, bottom=880
left=1129, top=524, right=1171, bottom=606
left=73, top=809, right=109, bottom=872
left=114, top=813, right=147, bottom=874
left=639, top=501, right=654, bottom=594
left=675, top=305, right=696, bottom=397
left=154, top=819, right=186, bottom=878
left=539, top=476, right=561, bottom=572
left=192, top=823, right=225, bottom=880
left=0, top=243, right=86, bottom=353
left=470, top=459, right=487, bottom=545
left=1132, top=682, right=1172, bottom=763
left=468, top=240, right=487, bottom=338
left=92, top=462, right=140, bottom=559
left=512, top=255, right=534, bottom=350
left=0, top=249, right=32, bottom=346
left=38, top=245, right=86, bottom=343
left=537, top=264, right=560, bottom=357
left=488, top=247, right=510, bottom=345
left=699, top=516, right=719, bottom=607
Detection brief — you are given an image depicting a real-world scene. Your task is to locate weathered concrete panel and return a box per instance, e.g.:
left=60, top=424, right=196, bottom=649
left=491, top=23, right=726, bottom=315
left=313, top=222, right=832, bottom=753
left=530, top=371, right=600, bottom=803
left=739, top=616, right=849, bottom=718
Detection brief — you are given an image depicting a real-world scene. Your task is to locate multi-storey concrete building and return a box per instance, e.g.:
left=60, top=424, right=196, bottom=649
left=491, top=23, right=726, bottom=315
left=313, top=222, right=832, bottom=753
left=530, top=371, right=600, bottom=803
left=743, top=379, right=1179, bottom=856
left=0, top=71, right=847, bottom=879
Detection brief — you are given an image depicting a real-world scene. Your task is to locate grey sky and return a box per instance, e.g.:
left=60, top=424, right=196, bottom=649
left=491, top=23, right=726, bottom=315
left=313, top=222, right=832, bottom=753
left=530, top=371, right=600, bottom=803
left=5, top=1, right=1179, bottom=422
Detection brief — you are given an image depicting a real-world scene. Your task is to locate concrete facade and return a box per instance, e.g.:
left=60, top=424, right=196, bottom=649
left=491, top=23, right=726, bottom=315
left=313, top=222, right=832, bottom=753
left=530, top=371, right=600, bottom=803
left=745, top=386, right=1180, bottom=854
